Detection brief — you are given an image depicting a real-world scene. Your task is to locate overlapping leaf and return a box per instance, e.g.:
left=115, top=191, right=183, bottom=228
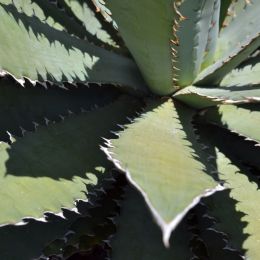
left=213, top=151, right=260, bottom=259
left=174, top=85, right=260, bottom=109
left=203, top=104, right=260, bottom=143
left=0, top=96, right=139, bottom=224
left=104, top=0, right=176, bottom=95
left=104, top=98, right=220, bottom=245
left=111, top=187, right=192, bottom=260
left=0, top=3, right=146, bottom=92
left=196, top=0, right=260, bottom=85
left=62, top=0, right=118, bottom=47
left=196, top=122, right=260, bottom=259
left=221, top=55, right=260, bottom=87
left=218, top=0, right=260, bottom=58
left=0, top=77, right=118, bottom=142
left=202, top=0, right=220, bottom=69
left=174, top=0, right=220, bottom=86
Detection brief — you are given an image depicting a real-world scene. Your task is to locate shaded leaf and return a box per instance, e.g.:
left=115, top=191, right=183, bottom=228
left=62, top=0, right=118, bottom=47
left=0, top=214, right=76, bottom=260
left=213, top=151, right=260, bottom=259
left=0, top=96, right=140, bottom=224
left=221, top=55, right=260, bottom=87
left=203, top=104, right=260, bottom=143
left=0, top=77, right=118, bottom=142
left=0, top=3, right=146, bottom=92
left=111, top=187, right=192, bottom=260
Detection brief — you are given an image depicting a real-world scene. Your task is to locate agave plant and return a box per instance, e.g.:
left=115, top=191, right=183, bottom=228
left=1, top=0, right=260, bottom=259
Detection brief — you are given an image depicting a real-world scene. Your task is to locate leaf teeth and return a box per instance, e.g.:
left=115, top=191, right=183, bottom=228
left=161, top=184, right=225, bottom=247
left=42, top=174, right=126, bottom=259
left=103, top=99, right=222, bottom=247
left=170, top=2, right=184, bottom=89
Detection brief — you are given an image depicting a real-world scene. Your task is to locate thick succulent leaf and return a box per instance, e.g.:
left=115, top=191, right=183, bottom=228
left=0, top=96, right=139, bottom=224
left=0, top=77, right=118, bottom=142
left=195, top=33, right=260, bottom=85
left=202, top=0, right=221, bottom=69
left=5, top=0, right=120, bottom=46
left=221, top=55, right=260, bottom=86
left=202, top=104, right=260, bottom=143
left=0, top=3, right=146, bottom=92
left=111, top=187, right=192, bottom=260
left=104, top=99, right=220, bottom=245
left=174, top=0, right=220, bottom=86
left=196, top=124, right=260, bottom=258
left=103, top=0, right=176, bottom=95
left=197, top=122, right=260, bottom=173
left=61, top=0, right=118, bottom=47
left=173, top=86, right=223, bottom=109
left=0, top=175, right=116, bottom=260
left=11, top=0, right=88, bottom=38
left=196, top=0, right=260, bottom=85
left=220, top=0, right=246, bottom=29
left=105, top=0, right=220, bottom=94
left=217, top=0, right=260, bottom=58
left=174, top=85, right=260, bottom=109
left=2, top=0, right=63, bottom=31
left=213, top=151, right=260, bottom=259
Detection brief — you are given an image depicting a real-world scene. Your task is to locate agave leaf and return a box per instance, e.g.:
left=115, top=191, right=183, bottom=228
left=202, top=104, right=260, bottom=143
left=105, top=0, right=219, bottom=93
left=220, top=0, right=246, bottom=29
left=103, top=0, right=176, bottom=95
left=104, top=99, right=221, bottom=245
left=196, top=123, right=260, bottom=258
left=61, top=0, right=118, bottom=47
left=195, top=33, right=260, bottom=85
left=32, top=0, right=88, bottom=39
left=213, top=151, right=260, bottom=259
left=196, top=0, right=260, bottom=85
left=197, top=122, right=260, bottom=174
left=174, top=85, right=260, bottom=109
left=0, top=174, right=116, bottom=260
left=111, top=187, right=192, bottom=260
left=0, top=77, right=118, bottom=142
left=173, top=86, right=224, bottom=109
left=0, top=3, right=146, bottom=92
left=0, top=96, right=140, bottom=224
left=202, top=0, right=220, bottom=68
left=1, top=0, right=63, bottom=30
left=221, top=55, right=260, bottom=87
left=173, top=0, right=220, bottom=86
left=217, top=0, right=260, bottom=58
left=1, top=0, right=87, bottom=38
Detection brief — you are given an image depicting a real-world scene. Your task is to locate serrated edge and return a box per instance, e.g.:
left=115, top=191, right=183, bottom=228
left=101, top=140, right=224, bottom=247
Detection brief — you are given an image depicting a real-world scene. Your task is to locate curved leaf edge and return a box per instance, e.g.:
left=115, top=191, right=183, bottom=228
left=101, top=139, right=224, bottom=247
